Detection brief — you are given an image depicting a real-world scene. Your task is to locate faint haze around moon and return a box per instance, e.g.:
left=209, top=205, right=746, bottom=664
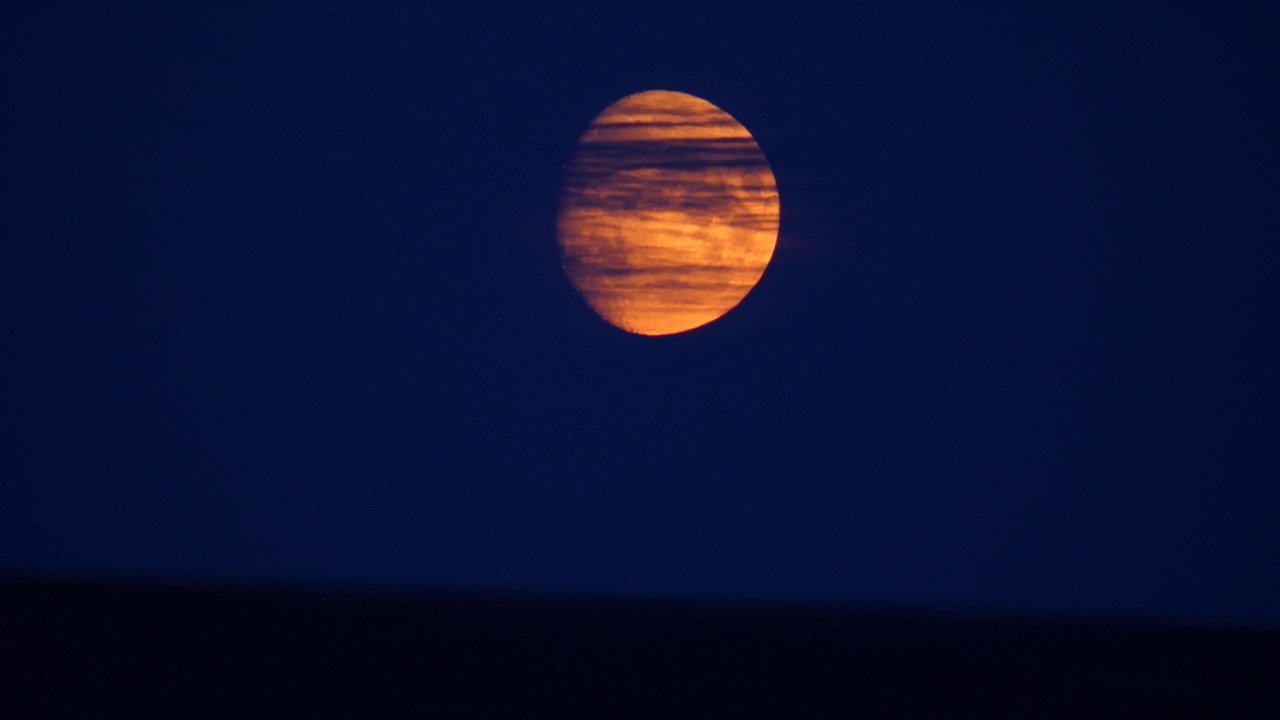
left=557, top=90, right=780, bottom=336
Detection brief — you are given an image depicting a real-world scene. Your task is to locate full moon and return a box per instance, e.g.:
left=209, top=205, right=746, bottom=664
left=557, top=90, right=780, bottom=336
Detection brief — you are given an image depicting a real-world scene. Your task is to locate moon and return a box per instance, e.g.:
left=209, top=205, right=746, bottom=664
left=557, top=90, right=780, bottom=336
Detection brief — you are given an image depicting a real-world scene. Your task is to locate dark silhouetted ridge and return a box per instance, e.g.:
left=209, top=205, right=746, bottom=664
left=2, top=576, right=1277, bottom=718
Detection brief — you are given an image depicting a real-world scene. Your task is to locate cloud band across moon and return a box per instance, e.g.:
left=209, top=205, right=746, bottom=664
left=558, top=90, right=780, bottom=336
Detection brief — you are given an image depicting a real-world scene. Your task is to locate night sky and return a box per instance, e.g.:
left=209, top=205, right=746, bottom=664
left=3, top=2, right=1277, bottom=624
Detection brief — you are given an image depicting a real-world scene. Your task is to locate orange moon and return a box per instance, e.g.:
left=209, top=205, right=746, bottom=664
left=557, top=90, right=780, bottom=336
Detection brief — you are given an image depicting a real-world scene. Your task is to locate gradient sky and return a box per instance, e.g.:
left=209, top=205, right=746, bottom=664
left=2, top=2, right=1277, bottom=624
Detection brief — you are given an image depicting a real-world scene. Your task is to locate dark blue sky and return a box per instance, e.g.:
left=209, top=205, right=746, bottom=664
left=2, top=2, right=1277, bottom=624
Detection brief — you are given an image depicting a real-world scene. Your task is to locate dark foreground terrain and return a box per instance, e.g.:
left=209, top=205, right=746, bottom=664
left=2, top=576, right=1277, bottom=717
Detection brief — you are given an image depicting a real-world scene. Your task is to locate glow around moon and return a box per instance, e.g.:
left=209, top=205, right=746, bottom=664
left=557, top=90, right=780, bottom=336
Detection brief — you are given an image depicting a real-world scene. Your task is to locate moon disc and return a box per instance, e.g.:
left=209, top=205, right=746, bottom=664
left=557, top=90, right=780, bottom=336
